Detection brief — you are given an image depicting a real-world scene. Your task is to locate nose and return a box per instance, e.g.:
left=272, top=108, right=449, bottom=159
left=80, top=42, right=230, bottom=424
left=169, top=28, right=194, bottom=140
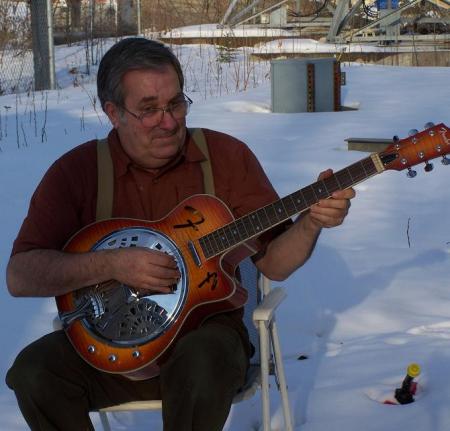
left=158, top=107, right=178, bottom=130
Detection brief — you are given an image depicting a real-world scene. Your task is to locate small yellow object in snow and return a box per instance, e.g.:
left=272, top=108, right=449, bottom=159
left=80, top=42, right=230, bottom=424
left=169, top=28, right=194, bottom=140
left=407, top=363, right=421, bottom=378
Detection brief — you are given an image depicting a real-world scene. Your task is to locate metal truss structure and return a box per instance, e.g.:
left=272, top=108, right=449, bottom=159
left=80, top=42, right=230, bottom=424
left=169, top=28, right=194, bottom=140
left=328, top=0, right=450, bottom=42
left=220, top=0, right=450, bottom=44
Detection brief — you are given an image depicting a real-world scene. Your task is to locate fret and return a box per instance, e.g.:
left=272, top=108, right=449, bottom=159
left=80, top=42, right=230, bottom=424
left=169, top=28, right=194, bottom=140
left=272, top=200, right=288, bottom=221
left=342, top=167, right=356, bottom=186
left=362, top=157, right=377, bottom=176
left=256, top=207, right=271, bottom=229
left=255, top=210, right=268, bottom=232
left=242, top=215, right=256, bottom=236
left=222, top=224, right=236, bottom=248
left=264, top=203, right=279, bottom=225
left=211, top=229, right=226, bottom=252
left=207, top=230, right=219, bottom=254
left=199, top=236, right=212, bottom=257
left=281, top=195, right=296, bottom=217
left=217, top=227, right=231, bottom=250
left=359, top=159, right=369, bottom=177
left=290, top=190, right=307, bottom=213
left=236, top=217, right=248, bottom=238
left=198, top=237, right=207, bottom=256
left=334, top=172, right=343, bottom=189
left=335, top=169, right=353, bottom=189
left=228, top=221, right=242, bottom=243
left=356, top=161, right=369, bottom=180
left=320, top=178, right=331, bottom=195
left=348, top=162, right=366, bottom=183
left=301, top=186, right=317, bottom=207
left=249, top=212, right=264, bottom=234
left=222, top=225, right=236, bottom=248
left=346, top=166, right=357, bottom=183
left=311, top=180, right=330, bottom=201
left=323, top=175, right=341, bottom=194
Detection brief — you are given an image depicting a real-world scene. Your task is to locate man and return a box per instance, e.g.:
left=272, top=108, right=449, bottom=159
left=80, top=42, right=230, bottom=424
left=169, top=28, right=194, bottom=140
left=6, top=38, right=355, bottom=431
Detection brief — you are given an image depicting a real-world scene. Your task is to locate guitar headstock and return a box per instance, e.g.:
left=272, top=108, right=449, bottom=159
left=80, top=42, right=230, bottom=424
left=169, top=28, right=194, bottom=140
left=379, top=123, right=450, bottom=176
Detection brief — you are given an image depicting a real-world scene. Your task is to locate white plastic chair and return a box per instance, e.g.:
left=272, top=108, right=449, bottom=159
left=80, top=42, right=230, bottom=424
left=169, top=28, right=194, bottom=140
left=55, top=258, right=293, bottom=431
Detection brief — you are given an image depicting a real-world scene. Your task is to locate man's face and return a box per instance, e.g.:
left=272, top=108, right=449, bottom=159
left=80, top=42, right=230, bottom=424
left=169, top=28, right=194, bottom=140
left=105, top=66, right=186, bottom=170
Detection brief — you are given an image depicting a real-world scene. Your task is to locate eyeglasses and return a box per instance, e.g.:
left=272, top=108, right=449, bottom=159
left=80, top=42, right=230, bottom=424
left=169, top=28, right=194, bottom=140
left=121, top=93, right=193, bottom=128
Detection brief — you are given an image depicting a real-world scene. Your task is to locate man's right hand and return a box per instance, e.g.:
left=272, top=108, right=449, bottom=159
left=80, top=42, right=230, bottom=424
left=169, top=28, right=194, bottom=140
left=107, top=247, right=181, bottom=294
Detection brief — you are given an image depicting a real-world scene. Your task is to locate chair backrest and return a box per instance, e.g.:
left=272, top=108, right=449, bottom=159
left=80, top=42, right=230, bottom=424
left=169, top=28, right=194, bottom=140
left=238, top=257, right=263, bottom=366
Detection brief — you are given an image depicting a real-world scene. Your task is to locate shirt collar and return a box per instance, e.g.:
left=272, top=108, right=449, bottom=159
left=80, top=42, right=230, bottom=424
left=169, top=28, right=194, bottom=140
left=108, top=128, right=207, bottom=179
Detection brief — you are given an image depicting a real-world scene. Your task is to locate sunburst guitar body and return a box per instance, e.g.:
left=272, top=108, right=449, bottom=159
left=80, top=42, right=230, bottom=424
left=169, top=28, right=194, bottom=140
left=56, top=195, right=253, bottom=380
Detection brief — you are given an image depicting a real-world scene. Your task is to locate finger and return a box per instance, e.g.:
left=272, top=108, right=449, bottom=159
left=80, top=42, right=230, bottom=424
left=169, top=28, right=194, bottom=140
left=119, top=247, right=178, bottom=270
left=145, top=263, right=180, bottom=280
left=143, top=249, right=179, bottom=268
left=317, top=168, right=333, bottom=181
left=316, top=197, right=351, bottom=211
left=136, top=273, right=180, bottom=291
left=310, top=204, right=348, bottom=227
left=311, top=207, right=348, bottom=222
left=309, top=211, right=345, bottom=228
left=331, top=188, right=356, bottom=200
left=138, top=285, right=173, bottom=294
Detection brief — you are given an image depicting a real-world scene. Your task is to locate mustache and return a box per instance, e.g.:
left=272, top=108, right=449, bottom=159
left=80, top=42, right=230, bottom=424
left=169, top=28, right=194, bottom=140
left=151, top=127, right=180, bottom=139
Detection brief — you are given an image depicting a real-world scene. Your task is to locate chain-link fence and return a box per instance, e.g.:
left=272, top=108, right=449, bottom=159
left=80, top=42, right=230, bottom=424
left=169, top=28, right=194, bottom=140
left=0, top=1, right=34, bottom=95
left=53, top=0, right=120, bottom=45
left=0, top=0, right=238, bottom=96
left=0, top=0, right=266, bottom=96
left=0, top=0, right=140, bottom=96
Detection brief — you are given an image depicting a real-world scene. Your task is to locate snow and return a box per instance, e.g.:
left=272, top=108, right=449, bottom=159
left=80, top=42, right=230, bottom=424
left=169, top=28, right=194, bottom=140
left=252, top=38, right=441, bottom=53
left=1, top=36, right=450, bottom=431
left=157, top=23, right=296, bottom=38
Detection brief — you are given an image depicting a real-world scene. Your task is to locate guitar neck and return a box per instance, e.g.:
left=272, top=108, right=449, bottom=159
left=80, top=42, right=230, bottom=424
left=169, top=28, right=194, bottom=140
left=199, top=154, right=384, bottom=259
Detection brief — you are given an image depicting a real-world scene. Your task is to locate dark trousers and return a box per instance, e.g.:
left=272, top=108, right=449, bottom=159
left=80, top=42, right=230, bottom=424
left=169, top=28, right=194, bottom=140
left=6, top=322, right=249, bottom=431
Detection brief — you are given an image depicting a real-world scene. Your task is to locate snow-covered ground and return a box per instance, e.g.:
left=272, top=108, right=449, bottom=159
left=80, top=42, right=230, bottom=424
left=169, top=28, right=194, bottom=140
left=156, top=23, right=296, bottom=38
left=1, top=38, right=450, bottom=430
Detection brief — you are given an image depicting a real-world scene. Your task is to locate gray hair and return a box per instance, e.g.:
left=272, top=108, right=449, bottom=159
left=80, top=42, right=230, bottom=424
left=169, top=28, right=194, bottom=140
left=97, top=37, right=184, bottom=112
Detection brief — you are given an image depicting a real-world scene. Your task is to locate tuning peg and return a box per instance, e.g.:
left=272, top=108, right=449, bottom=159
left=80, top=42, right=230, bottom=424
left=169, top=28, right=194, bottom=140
left=407, top=168, right=417, bottom=178
left=424, top=122, right=435, bottom=129
left=442, top=156, right=450, bottom=166
left=408, top=129, right=419, bottom=136
left=424, top=162, right=434, bottom=172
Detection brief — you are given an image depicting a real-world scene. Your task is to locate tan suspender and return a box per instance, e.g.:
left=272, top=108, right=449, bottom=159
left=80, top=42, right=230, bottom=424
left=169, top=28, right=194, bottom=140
left=188, top=128, right=215, bottom=196
left=96, top=128, right=214, bottom=221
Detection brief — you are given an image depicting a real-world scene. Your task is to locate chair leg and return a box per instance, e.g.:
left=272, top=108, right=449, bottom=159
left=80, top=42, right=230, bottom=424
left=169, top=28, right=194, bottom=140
left=270, top=319, right=293, bottom=431
left=98, top=411, right=112, bottom=431
left=259, top=320, right=271, bottom=431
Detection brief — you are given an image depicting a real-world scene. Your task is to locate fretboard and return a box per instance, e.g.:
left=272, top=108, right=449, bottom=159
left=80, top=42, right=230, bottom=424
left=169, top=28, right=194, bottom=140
left=199, top=155, right=379, bottom=259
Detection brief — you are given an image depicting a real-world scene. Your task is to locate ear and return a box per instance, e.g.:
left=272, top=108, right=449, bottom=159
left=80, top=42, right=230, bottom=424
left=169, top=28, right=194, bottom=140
left=104, top=101, right=122, bottom=129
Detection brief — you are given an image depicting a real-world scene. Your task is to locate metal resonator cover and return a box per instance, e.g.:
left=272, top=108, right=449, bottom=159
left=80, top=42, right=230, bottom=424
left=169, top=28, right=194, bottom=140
left=74, top=227, right=188, bottom=347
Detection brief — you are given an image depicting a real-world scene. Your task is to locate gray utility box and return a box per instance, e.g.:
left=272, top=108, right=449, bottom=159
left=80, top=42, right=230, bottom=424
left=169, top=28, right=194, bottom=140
left=271, top=58, right=341, bottom=113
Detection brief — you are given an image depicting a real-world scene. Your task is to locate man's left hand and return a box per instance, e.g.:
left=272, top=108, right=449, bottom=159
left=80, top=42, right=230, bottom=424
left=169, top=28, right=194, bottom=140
left=308, top=169, right=356, bottom=229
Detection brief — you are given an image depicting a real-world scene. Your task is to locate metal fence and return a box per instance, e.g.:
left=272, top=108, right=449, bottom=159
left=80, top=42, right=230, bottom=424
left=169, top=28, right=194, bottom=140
left=53, top=1, right=121, bottom=45
left=0, top=1, right=34, bottom=94
left=0, top=0, right=141, bottom=96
